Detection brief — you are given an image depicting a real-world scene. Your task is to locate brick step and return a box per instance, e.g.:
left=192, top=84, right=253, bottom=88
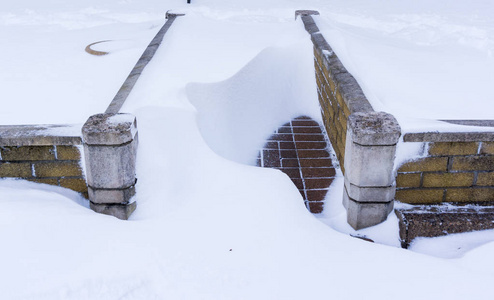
left=395, top=205, right=494, bottom=248
left=258, top=116, right=335, bottom=214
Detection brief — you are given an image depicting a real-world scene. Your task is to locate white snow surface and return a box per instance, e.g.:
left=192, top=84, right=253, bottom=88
left=2, top=0, right=494, bottom=299
left=312, top=0, right=494, bottom=131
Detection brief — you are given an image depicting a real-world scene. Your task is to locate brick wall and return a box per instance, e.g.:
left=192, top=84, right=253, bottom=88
left=306, top=17, right=373, bottom=174
left=314, top=49, right=350, bottom=172
left=0, top=125, right=88, bottom=198
left=300, top=11, right=494, bottom=231
left=396, top=133, right=494, bottom=204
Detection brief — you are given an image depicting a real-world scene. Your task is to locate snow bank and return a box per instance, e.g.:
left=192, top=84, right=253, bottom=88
left=410, top=229, right=494, bottom=259
left=187, top=44, right=319, bottom=165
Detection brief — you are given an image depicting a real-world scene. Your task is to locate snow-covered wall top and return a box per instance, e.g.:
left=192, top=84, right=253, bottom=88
left=0, top=124, right=82, bottom=146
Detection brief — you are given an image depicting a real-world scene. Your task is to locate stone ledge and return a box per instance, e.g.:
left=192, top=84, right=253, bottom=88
left=441, top=120, right=494, bottom=128
left=404, top=132, right=494, bottom=142
left=396, top=204, right=494, bottom=248
left=295, top=10, right=320, bottom=20
left=0, top=124, right=82, bottom=146
left=311, top=33, right=331, bottom=53
left=105, top=14, right=184, bottom=114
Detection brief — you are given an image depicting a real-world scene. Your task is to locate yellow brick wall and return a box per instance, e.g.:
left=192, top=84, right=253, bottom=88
left=396, top=141, right=494, bottom=204
left=314, top=47, right=349, bottom=174
left=0, top=145, right=88, bottom=198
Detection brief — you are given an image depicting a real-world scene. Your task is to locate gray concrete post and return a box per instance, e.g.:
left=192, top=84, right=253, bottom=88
left=343, top=112, right=401, bottom=229
left=82, top=113, right=138, bottom=220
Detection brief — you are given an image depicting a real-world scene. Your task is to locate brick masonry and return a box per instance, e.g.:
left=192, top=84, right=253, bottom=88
left=314, top=50, right=350, bottom=173
left=257, top=116, right=336, bottom=214
left=397, top=140, right=494, bottom=204
left=299, top=10, right=494, bottom=237
left=300, top=13, right=494, bottom=206
left=0, top=125, right=88, bottom=198
left=301, top=14, right=374, bottom=176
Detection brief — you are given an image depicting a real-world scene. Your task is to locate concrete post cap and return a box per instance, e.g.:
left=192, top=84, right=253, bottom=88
left=348, top=112, right=401, bottom=146
left=82, top=113, right=137, bottom=145
left=295, top=10, right=320, bottom=20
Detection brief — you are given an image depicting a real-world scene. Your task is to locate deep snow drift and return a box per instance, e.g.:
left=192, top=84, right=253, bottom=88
left=1, top=0, right=494, bottom=299
left=187, top=46, right=320, bottom=165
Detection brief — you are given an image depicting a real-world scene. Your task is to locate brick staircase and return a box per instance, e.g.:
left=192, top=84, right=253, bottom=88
left=257, top=116, right=336, bottom=213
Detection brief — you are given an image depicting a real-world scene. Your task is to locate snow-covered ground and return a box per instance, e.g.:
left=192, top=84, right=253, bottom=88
left=1, top=0, right=494, bottom=298
left=312, top=0, right=494, bottom=133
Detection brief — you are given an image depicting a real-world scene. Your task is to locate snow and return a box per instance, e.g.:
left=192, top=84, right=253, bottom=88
left=410, top=229, right=494, bottom=259
left=2, top=0, right=494, bottom=298
left=41, top=124, right=83, bottom=137
left=313, top=0, right=494, bottom=130
left=106, top=114, right=136, bottom=125
left=392, top=138, right=428, bottom=173
left=187, top=45, right=320, bottom=165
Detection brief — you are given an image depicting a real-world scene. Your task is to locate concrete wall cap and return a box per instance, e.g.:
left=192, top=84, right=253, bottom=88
left=295, top=10, right=320, bottom=19
left=349, top=112, right=401, bottom=146
left=328, top=59, right=347, bottom=75
left=300, top=17, right=319, bottom=34
left=404, top=131, right=494, bottom=142
left=441, top=120, right=494, bottom=128
left=347, top=98, right=374, bottom=114
left=105, top=16, right=180, bottom=114
left=82, top=113, right=137, bottom=145
left=0, top=124, right=82, bottom=146
left=311, top=33, right=331, bottom=52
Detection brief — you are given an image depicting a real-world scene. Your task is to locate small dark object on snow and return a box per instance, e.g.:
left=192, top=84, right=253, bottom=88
left=350, top=234, right=374, bottom=243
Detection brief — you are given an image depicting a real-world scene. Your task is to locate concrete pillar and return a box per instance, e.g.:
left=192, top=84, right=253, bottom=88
left=82, top=113, right=138, bottom=220
left=343, top=112, right=401, bottom=229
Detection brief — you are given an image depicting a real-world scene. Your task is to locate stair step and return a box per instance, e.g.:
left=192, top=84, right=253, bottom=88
left=396, top=205, right=494, bottom=248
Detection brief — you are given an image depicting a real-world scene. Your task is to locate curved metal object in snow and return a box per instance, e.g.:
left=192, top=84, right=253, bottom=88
left=85, top=40, right=111, bottom=56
